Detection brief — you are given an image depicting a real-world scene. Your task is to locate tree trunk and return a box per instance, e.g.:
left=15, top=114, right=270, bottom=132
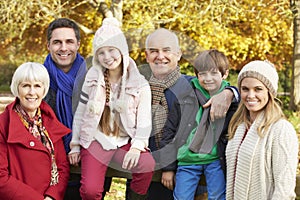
left=291, top=0, right=300, bottom=111
left=112, top=0, right=123, bottom=24
left=98, top=0, right=123, bottom=24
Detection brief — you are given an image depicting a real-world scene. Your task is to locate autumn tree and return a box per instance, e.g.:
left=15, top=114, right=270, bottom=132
left=0, top=0, right=70, bottom=64
left=0, top=0, right=293, bottom=62
left=0, top=0, right=294, bottom=90
left=291, top=0, right=300, bottom=110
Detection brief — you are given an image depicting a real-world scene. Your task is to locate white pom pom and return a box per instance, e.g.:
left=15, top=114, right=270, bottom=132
left=87, top=100, right=102, bottom=115
left=102, top=17, right=121, bottom=28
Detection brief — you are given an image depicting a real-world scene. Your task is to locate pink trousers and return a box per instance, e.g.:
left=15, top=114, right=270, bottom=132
left=80, top=141, right=155, bottom=200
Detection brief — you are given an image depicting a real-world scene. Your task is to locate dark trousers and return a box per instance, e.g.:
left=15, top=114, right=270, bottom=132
left=64, top=173, right=81, bottom=200
left=126, top=180, right=173, bottom=200
left=147, top=181, right=173, bottom=200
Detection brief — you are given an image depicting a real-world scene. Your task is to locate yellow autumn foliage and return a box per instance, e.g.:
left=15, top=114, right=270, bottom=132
left=0, top=0, right=293, bottom=73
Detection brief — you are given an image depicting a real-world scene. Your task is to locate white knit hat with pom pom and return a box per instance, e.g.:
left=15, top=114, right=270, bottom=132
left=92, top=17, right=129, bottom=113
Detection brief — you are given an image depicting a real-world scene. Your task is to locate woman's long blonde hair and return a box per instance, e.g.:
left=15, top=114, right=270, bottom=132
left=228, top=92, right=285, bottom=139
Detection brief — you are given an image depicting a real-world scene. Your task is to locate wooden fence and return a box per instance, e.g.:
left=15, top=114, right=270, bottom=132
left=0, top=95, right=14, bottom=113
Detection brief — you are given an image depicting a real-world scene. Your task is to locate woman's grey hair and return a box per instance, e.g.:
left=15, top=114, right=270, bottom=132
left=10, top=62, right=50, bottom=98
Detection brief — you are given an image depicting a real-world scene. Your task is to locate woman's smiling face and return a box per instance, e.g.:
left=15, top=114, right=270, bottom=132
left=240, top=77, right=269, bottom=121
left=18, top=80, right=45, bottom=118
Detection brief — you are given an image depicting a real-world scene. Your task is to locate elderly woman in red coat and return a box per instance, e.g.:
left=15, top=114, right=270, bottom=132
left=0, top=62, right=70, bottom=200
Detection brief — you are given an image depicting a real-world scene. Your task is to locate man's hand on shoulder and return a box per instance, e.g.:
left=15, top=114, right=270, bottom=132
left=203, top=89, right=233, bottom=121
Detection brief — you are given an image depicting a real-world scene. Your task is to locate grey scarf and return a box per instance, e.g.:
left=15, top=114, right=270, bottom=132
left=189, top=89, right=225, bottom=154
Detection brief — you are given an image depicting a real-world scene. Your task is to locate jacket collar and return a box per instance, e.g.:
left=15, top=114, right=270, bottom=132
left=7, top=99, right=70, bottom=144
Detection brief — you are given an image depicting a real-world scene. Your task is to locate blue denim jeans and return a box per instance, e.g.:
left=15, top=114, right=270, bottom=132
left=174, top=160, right=225, bottom=200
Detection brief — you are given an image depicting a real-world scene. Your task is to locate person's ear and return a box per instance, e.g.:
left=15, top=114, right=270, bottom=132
left=145, top=50, right=150, bottom=62
left=222, top=69, right=229, bottom=79
left=177, top=49, right=182, bottom=61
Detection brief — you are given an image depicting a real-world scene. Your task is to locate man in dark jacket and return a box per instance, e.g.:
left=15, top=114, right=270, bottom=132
left=142, top=28, right=239, bottom=200
left=43, top=18, right=87, bottom=200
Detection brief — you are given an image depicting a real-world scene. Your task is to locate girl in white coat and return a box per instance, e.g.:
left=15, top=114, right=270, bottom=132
left=68, top=18, right=155, bottom=200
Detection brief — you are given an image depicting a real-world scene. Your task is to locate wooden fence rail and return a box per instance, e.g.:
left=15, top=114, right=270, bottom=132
left=0, top=96, right=14, bottom=113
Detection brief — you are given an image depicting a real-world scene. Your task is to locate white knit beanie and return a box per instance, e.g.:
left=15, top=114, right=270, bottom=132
left=92, top=17, right=129, bottom=113
left=92, top=17, right=129, bottom=62
left=238, top=60, right=278, bottom=97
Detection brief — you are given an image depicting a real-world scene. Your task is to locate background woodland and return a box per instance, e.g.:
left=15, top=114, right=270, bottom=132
left=0, top=0, right=299, bottom=123
left=1, top=1, right=300, bottom=199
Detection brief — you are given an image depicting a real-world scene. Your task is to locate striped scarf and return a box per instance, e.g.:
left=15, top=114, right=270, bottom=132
left=149, top=67, right=180, bottom=148
left=14, top=103, right=59, bottom=186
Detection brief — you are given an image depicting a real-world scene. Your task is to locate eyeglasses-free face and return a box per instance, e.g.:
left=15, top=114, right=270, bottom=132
left=18, top=80, right=45, bottom=118
left=240, top=77, right=269, bottom=122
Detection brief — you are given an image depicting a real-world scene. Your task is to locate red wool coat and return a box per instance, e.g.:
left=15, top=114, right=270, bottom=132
left=0, top=99, right=70, bottom=200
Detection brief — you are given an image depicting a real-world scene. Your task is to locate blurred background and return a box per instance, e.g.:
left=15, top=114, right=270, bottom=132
left=0, top=0, right=300, bottom=199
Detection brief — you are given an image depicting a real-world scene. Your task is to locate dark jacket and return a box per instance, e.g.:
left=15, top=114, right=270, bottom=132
left=157, top=75, right=199, bottom=169
left=159, top=83, right=239, bottom=176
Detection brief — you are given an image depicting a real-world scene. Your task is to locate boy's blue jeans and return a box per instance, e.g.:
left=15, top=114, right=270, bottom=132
left=174, top=160, right=225, bottom=200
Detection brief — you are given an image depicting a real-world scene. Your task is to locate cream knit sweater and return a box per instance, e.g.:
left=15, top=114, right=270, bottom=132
left=226, top=116, right=298, bottom=200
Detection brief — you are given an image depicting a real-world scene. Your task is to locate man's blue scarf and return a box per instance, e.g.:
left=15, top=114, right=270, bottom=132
left=44, top=53, right=86, bottom=153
